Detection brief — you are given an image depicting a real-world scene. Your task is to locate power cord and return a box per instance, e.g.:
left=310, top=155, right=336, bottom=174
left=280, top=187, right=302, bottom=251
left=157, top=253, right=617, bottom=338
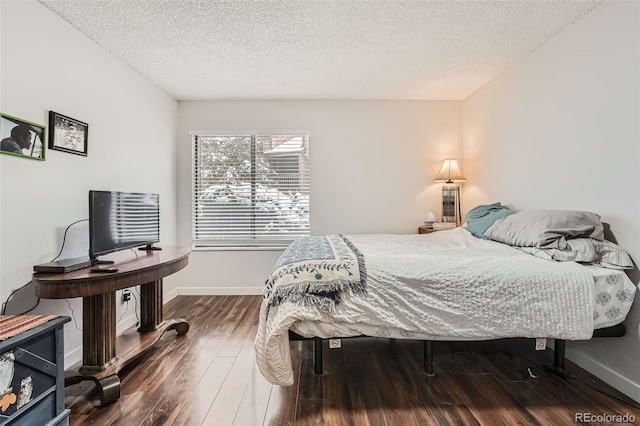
left=19, top=294, right=41, bottom=315
left=453, top=351, right=538, bottom=383
left=56, top=297, right=133, bottom=332
left=430, top=349, right=538, bottom=406
left=453, top=349, right=640, bottom=409
left=118, top=297, right=130, bottom=323
left=1, top=218, right=87, bottom=315
left=130, top=287, right=140, bottom=323
left=64, top=299, right=82, bottom=331
left=49, top=218, right=88, bottom=262
left=1, top=282, right=40, bottom=315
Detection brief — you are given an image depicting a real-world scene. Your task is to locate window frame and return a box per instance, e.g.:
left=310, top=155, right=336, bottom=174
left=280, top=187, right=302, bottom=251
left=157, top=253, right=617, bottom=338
left=190, top=130, right=311, bottom=250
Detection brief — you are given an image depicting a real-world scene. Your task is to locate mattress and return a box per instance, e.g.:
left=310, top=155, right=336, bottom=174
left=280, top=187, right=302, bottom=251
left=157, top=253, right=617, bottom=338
left=290, top=264, right=635, bottom=338
left=586, top=265, right=636, bottom=329
left=255, top=229, right=637, bottom=385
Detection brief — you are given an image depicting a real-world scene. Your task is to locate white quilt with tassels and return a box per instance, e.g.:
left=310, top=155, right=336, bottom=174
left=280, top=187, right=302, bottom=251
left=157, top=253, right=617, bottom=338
left=262, top=234, right=367, bottom=313
left=255, top=228, right=595, bottom=386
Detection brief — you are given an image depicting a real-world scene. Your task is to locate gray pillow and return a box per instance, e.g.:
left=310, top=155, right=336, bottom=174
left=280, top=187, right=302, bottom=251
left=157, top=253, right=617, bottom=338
left=518, top=239, right=598, bottom=262
left=596, top=239, right=634, bottom=269
left=517, top=238, right=633, bottom=269
left=484, top=209, right=604, bottom=249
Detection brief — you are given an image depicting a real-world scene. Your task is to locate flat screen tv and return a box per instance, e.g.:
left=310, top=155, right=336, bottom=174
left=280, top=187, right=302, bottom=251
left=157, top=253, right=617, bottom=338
left=89, top=190, right=160, bottom=262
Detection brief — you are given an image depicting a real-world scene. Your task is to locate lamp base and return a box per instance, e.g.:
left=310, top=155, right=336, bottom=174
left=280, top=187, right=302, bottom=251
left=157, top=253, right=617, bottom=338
left=441, top=183, right=459, bottom=225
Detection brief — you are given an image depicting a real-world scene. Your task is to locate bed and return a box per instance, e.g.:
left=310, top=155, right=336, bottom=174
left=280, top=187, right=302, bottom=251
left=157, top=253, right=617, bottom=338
left=255, top=209, right=637, bottom=386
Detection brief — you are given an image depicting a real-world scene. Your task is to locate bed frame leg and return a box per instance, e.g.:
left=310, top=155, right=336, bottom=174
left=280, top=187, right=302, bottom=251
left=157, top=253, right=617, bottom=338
left=313, top=338, right=323, bottom=375
left=423, top=340, right=434, bottom=376
left=544, top=339, right=569, bottom=379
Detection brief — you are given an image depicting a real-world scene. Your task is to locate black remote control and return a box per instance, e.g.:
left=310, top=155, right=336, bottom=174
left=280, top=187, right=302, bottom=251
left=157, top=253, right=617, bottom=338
left=90, top=267, right=119, bottom=273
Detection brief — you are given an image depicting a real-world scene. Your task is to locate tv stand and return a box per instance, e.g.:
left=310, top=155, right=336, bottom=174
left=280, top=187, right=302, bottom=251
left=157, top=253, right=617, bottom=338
left=138, top=244, right=162, bottom=251
left=33, top=246, right=190, bottom=407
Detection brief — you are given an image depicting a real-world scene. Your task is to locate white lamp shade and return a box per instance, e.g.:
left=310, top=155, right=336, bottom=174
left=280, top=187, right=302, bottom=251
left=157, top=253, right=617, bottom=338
left=425, top=212, right=436, bottom=222
left=434, top=159, right=466, bottom=183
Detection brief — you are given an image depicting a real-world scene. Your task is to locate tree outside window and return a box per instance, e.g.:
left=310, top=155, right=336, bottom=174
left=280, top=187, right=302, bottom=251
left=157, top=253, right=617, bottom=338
left=192, top=134, right=310, bottom=247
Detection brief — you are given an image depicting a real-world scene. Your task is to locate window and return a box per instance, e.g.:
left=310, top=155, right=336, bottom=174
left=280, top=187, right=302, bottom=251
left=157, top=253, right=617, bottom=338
left=192, top=133, right=310, bottom=248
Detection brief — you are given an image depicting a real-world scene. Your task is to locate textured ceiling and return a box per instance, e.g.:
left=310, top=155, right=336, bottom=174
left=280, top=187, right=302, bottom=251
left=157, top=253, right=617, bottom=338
left=39, top=0, right=602, bottom=101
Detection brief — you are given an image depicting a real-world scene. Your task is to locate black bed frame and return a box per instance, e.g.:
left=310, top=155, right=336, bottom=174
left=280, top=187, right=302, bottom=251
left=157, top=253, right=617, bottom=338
left=289, top=323, right=626, bottom=378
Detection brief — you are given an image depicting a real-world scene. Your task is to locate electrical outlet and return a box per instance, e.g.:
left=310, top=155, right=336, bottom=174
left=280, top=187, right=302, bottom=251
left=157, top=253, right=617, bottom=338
left=122, top=290, right=131, bottom=303
left=329, top=339, right=341, bottom=349
left=535, top=338, right=547, bottom=351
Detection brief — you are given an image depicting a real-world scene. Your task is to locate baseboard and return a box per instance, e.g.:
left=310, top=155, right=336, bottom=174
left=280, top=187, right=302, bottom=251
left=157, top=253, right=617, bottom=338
left=116, top=314, right=139, bottom=335
left=164, top=288, right=179, bottom=303
left=64, top=344, right=82, bottom=368
left=177, top=286, right=263, bottom=296
left=163, top=286, right=260, bottom=301
left=566, top=348, right=640, bottom=403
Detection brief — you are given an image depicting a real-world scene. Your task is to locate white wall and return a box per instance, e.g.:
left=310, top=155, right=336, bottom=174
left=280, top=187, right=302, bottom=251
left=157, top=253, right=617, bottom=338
left=176, top=101, right=462, bottom=294
left=5, top=0, right=636, bottom=402
left=0, top=1, right=178, bottom=367
left=0, top=2, right=3, bottom=304
left=463, top=1, right=640, bottom=401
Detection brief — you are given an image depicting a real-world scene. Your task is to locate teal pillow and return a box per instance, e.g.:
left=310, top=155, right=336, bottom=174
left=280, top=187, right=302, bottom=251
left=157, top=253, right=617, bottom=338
left=466, top=203, right=514, bottom=239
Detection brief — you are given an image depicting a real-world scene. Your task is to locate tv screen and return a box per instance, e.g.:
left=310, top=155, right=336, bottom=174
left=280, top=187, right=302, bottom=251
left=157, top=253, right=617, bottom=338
left=89, top=190, right=160, bottom=259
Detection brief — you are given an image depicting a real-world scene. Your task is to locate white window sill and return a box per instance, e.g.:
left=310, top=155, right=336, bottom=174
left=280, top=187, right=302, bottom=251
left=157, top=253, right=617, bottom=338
left=191, top=245, right=286, bottom=252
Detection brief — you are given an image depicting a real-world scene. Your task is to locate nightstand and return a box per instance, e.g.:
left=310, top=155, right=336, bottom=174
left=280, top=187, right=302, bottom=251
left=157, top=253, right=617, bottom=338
left=418, top=226, right=437, bottom=234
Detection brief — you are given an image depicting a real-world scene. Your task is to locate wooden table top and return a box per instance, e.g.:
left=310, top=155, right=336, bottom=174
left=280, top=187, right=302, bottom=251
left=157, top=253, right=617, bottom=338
left=33, top=246, right=190, bottom=299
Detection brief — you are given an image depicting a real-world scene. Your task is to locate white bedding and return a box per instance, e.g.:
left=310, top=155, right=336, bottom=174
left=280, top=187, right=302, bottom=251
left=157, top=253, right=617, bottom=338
left=255, top=228, right=636, bottom=386
left=587, top=265, right=636, bottom=329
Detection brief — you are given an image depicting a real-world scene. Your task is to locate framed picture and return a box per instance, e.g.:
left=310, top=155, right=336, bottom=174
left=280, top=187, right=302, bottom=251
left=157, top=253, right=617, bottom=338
left=0, top=113, right=46, bottom=161
left=48, top=111, right=88, bottom=156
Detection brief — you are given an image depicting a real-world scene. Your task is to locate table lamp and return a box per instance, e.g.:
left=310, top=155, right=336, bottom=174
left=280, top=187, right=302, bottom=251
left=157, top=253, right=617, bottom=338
left=433, top=159, right=466, bottom=225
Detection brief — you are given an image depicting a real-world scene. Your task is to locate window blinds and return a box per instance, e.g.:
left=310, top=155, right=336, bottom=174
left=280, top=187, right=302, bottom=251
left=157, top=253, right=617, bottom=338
left=192, top=134, right=310, bottom=247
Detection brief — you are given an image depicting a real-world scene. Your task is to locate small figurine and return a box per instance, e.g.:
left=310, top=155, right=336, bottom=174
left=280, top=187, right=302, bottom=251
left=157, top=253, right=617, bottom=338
left=0, top=352, right=16, bottom=413
left=17, top=376, right=33, bottom=409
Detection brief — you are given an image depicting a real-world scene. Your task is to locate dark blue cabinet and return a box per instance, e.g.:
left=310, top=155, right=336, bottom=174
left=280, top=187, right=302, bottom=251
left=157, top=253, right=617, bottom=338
left=0, top=316, right=70, bottom=426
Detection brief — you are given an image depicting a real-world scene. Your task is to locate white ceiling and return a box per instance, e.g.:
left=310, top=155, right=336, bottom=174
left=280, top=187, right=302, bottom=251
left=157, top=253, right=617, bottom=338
left=39, top=0, right=603, bottom=101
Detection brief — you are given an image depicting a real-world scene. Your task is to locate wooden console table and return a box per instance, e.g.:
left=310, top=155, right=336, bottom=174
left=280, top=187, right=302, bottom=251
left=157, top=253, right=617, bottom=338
left=33, top=246, right=190, bottom=406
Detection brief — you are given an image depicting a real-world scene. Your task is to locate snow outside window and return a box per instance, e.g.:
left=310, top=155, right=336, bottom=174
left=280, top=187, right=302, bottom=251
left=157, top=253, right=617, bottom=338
left=192, top=134, right=310, bottom=248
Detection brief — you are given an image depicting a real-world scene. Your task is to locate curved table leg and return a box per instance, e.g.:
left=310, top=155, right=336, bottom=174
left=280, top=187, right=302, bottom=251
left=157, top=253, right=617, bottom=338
left=97, top=375, right=121, bottom=406
left=65, top=373, right=121, bottom=407
left=168, top=318, right=189, bottom=336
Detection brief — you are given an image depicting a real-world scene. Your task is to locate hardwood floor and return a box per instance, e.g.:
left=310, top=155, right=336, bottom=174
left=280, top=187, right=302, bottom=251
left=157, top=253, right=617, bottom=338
left=66, top=295, right=640, bottom=425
